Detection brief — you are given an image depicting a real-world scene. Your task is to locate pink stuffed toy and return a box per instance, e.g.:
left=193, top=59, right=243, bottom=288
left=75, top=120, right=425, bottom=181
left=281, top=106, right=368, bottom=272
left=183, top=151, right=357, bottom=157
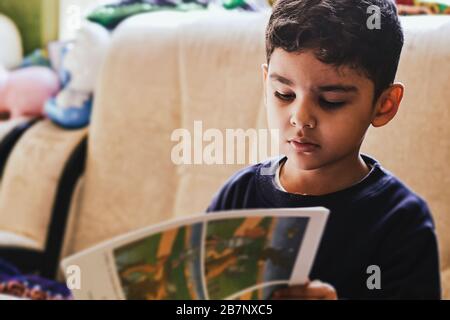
left=0, top=65, right=60, bottom=119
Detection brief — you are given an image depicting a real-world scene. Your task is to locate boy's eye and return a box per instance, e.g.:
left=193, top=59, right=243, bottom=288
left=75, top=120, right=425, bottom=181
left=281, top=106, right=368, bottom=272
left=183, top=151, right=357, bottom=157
left=319, top=97, right=346, bottom=109
left=274, top=91, right=295, bottom=101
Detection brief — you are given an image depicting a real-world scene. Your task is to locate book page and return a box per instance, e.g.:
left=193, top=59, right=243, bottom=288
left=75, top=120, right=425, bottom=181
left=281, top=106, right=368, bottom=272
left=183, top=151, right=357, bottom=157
left=61, top=207, right=329, bottom=300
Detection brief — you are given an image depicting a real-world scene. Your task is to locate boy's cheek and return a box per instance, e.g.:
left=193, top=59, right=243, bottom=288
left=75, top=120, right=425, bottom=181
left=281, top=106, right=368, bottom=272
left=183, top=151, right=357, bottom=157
left=265, top=106, right=286, bottom=130
left=267, top=103, right=290, bottom=125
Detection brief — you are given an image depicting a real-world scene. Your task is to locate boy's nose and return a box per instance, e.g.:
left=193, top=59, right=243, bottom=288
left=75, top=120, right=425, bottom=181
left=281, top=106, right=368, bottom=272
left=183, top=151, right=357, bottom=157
left=290, top=101, right=317, bottom=129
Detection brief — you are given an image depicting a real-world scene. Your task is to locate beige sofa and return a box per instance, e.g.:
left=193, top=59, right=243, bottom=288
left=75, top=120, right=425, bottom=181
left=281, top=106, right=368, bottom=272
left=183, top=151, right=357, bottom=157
left=0, top=11, right=449, bottom=298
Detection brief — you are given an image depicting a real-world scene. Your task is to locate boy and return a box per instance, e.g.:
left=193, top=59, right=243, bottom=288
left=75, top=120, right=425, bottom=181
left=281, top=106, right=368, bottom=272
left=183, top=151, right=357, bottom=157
left=206, top=0, right=441, bottom=299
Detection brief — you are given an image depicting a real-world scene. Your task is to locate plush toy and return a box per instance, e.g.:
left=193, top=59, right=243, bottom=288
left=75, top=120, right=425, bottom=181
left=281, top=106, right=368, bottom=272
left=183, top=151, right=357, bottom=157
left=0, top=65, right=60, bottom=119
left=45, top=22, right=111, bottom=129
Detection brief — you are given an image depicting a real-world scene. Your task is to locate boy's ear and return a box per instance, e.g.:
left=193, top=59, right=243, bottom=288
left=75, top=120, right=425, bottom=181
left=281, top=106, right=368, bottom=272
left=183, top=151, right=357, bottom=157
left=371, top=83, right=404, bottom=128
left=262, top=63, right=268, bottom=105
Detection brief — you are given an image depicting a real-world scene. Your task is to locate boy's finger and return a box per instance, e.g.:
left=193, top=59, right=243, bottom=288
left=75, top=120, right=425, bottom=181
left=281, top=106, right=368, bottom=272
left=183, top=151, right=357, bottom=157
left=272, top=280, right=336, bottom=300
left=271, top=284, right=309, bottom=299
left=306, top=280, right=337, bottom=299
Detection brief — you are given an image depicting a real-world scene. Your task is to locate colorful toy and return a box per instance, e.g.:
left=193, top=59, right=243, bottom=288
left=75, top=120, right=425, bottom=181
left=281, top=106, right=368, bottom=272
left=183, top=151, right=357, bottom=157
left=19, top=49, right=51, bottom=69
left=0, top=65, right=59, bottom=119
left=45, top=22, right=111, bottom=129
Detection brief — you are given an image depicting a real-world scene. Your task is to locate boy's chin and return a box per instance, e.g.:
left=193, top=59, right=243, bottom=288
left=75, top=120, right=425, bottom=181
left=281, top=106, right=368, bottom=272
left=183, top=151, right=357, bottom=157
left=285, top=150, right=325, bottom=171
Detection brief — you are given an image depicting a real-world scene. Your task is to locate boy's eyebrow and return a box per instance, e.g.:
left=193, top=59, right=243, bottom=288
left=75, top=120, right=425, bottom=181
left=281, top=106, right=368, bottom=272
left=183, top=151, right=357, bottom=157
left=269, top=73, right=294, bottom=86
left=316, top=85, right=358, bottom=93
left=269, top=73, right=359, bottom=93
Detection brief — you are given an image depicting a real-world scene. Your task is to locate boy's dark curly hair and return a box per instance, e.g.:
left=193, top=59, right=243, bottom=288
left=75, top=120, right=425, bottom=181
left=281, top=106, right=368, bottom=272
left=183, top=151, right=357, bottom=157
left=266, top=0, right=404, bottom=101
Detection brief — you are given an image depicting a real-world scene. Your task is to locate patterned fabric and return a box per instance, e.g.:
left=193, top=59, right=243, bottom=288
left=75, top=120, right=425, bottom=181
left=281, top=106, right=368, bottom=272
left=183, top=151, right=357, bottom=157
left=396, top=0, right=450, bottom=15
left=0, top=258, right=72, bottom=300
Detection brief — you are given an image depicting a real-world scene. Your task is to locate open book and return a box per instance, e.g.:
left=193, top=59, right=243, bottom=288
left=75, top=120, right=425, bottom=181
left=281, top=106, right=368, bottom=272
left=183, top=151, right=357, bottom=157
left=61, top=207, right=329, bottom=300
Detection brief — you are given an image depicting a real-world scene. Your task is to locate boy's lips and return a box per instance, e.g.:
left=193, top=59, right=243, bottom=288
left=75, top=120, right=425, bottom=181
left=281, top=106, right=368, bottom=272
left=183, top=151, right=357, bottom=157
left=288, top=138, right=320, bottom=153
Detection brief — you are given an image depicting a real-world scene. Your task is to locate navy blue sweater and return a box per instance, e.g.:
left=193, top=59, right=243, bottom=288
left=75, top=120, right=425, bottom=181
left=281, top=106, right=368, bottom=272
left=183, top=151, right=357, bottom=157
left=206, top=154, right=441, bottom=299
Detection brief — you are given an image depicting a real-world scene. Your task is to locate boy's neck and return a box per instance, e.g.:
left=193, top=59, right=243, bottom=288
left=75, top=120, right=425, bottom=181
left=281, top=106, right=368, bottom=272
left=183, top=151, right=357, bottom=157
left=280, top=151, right=371, bottom=196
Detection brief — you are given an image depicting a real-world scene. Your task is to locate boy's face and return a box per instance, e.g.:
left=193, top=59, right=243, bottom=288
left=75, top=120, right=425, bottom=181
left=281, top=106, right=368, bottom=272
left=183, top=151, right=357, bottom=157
left=263, top=48, right=379, bottom=171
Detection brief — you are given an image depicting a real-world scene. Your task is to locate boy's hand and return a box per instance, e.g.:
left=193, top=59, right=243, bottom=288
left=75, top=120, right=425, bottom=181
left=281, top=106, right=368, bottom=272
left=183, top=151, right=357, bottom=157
left=271, top=280, right=337, bottom=300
